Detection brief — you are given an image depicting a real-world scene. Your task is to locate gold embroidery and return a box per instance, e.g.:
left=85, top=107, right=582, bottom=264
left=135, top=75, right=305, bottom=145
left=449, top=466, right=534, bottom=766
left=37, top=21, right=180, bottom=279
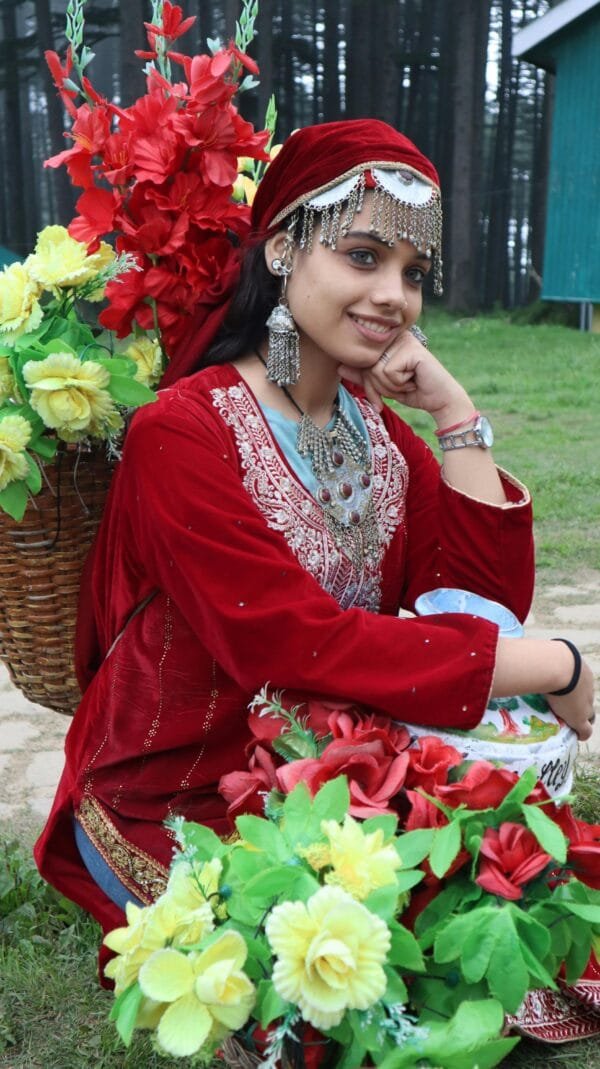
left=77, top=795, right=169, bottom=905
left=143, top=595, right=174, bottom=751
left=179, top=660, right=219, bottom=792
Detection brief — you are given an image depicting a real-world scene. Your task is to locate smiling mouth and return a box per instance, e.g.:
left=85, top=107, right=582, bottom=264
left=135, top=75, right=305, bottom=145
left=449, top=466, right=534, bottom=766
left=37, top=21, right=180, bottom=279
left=350, top=314, right=401, bottom=336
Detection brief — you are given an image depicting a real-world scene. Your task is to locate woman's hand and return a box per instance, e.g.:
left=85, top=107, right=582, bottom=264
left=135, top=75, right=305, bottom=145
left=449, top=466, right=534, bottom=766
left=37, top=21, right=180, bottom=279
left=338, top=329, right=474, bottom=428
left=544, top=660, right=596, bottom=742
left=494, top=637, right=596, bottom=741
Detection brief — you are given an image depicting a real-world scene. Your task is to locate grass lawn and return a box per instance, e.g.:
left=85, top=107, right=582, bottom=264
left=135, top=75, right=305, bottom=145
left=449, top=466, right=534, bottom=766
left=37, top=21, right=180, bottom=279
left=399, top=311, right=600, bottom=578
left=1, top=315, right=599, bottom=1067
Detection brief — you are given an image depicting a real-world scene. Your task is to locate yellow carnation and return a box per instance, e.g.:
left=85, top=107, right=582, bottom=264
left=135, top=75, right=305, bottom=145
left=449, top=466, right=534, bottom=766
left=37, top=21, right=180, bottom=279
left=266, top=885, right=390, bottom=1030
left=0, top=262, right=43, bottom=345
left=321, top=815, right=401, bottom=900
left=166, top=858, right=227, bottom=919
left=123, top=336, right=163, bottom=387
left=104, top=895, right=215, bottom=994
left=0, top=414, right=32, bottom=491
left=23, top=352, right=115, bottom=440
left=0, top=357, right=16, bottom=403
left=137, top=932, right=255, bottom=1058
left=26, top=225, right=99, bottom=289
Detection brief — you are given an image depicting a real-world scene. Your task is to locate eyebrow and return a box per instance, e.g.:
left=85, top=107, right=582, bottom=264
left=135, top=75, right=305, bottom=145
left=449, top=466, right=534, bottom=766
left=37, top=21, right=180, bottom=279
left=342, top=230, right=432, bottom=263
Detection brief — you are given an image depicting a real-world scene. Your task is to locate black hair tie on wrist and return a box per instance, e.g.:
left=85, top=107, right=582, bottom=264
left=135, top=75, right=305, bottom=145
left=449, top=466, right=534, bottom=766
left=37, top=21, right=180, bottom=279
left=550, top=638, right=582, bottom=696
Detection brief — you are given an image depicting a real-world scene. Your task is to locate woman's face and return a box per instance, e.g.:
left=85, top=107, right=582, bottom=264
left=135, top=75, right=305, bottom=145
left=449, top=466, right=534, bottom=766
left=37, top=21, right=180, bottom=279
left=267, top=192, right=432, bottom=371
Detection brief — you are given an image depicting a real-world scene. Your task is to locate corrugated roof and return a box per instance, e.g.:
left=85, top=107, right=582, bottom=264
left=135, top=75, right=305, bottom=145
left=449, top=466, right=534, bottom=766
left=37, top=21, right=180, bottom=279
left=513, top=0, right=600, bottom=58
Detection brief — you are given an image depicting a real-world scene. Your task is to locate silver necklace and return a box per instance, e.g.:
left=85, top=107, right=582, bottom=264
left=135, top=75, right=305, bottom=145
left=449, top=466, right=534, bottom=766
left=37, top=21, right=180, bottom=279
left=254, top=350, right=380, bottom=569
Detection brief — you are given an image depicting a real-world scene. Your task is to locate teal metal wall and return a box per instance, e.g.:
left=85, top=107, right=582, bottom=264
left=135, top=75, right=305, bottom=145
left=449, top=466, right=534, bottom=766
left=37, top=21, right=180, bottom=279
left=542, top=12, right=600, bottom=301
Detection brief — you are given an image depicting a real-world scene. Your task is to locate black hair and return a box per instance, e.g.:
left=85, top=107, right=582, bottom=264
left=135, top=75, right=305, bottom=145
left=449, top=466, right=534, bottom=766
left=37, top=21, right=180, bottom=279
left=200, top=239, right=279, bottom=368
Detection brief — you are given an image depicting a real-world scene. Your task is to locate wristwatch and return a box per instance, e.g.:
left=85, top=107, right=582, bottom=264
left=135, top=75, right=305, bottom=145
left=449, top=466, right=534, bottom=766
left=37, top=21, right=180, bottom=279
left=438, top=415, right=494, bottom=451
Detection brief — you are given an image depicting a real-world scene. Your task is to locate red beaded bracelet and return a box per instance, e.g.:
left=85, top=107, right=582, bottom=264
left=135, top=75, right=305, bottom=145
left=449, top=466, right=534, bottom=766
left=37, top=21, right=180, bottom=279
left=434, top=410, right=480, bottom=437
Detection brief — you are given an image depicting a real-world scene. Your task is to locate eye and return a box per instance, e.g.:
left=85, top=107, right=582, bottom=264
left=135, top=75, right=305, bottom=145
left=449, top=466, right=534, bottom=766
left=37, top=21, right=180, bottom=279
left=405, top=265, right=428, bottom=285
left=348, top=248, right=377, bottom=267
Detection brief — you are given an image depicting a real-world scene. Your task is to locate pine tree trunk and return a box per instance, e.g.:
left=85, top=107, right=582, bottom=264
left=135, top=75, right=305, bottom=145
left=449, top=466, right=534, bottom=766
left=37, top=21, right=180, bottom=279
left=2, top=1, right=28, bottom=254
left=323, top=0, right=341, bottom=120
left=119, top=0, right=147, bottom=108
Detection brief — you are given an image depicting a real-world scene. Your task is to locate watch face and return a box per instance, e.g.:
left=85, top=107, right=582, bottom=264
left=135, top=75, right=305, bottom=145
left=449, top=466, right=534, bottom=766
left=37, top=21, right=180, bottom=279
left=476, top=415, right=494, bottom=448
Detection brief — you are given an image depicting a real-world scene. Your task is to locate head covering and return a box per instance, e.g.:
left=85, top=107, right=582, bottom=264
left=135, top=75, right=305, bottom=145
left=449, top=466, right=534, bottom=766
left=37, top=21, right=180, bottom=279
left=165, top=120, right=442, bottom=383
left=251, top=118, right=442, bottom=294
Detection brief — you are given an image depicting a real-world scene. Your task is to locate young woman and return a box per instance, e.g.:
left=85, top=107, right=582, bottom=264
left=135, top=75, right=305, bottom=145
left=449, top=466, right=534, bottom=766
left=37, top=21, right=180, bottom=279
left=35, top=119, right=594, bottom=950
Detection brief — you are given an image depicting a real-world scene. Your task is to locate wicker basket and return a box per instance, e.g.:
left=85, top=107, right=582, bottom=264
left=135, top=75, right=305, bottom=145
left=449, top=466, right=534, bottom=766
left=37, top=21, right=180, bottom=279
left=0, top=443, right=114, bottom=716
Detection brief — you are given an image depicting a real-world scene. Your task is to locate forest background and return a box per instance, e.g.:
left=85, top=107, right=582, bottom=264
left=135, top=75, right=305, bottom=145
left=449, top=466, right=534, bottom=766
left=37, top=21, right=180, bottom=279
left=0, top=0, right=564, bottom=314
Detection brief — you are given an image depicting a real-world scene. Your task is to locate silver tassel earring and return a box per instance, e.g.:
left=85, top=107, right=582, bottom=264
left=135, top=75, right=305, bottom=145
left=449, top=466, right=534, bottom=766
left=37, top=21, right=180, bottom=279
left=266, top=253, right=300, bottom=387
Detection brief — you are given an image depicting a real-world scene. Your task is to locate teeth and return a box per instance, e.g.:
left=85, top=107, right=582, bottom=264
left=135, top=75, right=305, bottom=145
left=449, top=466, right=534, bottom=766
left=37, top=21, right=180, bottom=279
left=353, top=316, right=395, bottom=334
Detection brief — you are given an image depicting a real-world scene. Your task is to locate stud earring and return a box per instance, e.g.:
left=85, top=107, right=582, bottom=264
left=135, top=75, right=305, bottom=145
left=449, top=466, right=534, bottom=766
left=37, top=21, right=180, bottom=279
left=266, top=243, right=300, bottom=386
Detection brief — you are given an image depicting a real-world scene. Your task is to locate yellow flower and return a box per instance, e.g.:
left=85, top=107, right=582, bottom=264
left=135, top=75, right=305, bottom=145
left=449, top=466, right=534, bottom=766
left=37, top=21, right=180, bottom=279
left=23, top=352, right=115, bottom=440
left=166, top=858, right=227, bottom=919
left=0, top=414, right=32, bottom=491
left=321, top=815, right=401, bottom=900
left=104, top=895, right=215, bottom=994
left=26, top=225, right=109, bottom=290
left=0, top=357, right=16, bottom=403
left=123, top=336, right=163, bottom=387
left=137, top=932, right=255, bottom=1058
left=298, top=842, right=332, bottom=872
left=266, top=885, right=390, bottom=1030
left=232, top=173, right=258, bottom=205
left=0, top=262, right=43, bottom=345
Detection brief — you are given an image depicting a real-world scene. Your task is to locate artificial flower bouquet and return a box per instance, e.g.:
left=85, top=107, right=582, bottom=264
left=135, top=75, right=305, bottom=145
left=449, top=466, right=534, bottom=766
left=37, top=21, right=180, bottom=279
left=105, top=691, right=600, bottom=1067
left=44, top=0, right=272, bottom=363
left=0, top=226, right=156, bottom=520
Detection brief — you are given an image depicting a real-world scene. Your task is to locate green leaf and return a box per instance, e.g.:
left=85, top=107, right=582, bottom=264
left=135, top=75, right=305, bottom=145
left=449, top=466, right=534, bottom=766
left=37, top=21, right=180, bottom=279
left=394, top=828, right=435, bottom=868
left=271, top=732, right=318, bottom=761
left=416, top=877, right=482, bottom=946
left=563, top=902, right=600, bottom=923
left=362, top=814, right=398, bottom=839
left=486, top=912, right=529, bottom=1013
left=429, top=820, right=462, bottom=879
left=461, top=914, right=501, bottom=984
left=518, top=939, right=557, bottom=989
left=179, top=821, right=227, bottom=860
left=255, top=979, right=290, bottom=1028
left=244, top=864, right=302, bottom=900
left=24, top=453, right=42, bottom=494
left=522, top=803, right=567, bottom=863
left=565, top=926, right=594, bottom=983
left=108, top=374, right=156, bottom=407
left=441, top=1037, right=520, bottom=1069
left=434, top=910, right=482, bottom=965
left=311, top=776, right=350, bottom=823
left=496, top=765, right=539, bottom=819
left=394, top=868, right=425, bottom=894
left=28, top=435, right=57, bottom=459
left=381, top=964, right=408, bottom=1006
left=0, top=479, right=28, bottom=520
left=363, top=883, right=401, bottom=921
left=388, top=922, right=425, bottom=971
left=109, top=981, right=143, bottom=1047
left=235, top=814, right=289, bottom=860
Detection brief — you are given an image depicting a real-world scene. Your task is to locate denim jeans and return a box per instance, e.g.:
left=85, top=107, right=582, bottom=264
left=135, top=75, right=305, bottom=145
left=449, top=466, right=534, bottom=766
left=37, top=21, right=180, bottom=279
left=73, top=818, right=143, bottom=911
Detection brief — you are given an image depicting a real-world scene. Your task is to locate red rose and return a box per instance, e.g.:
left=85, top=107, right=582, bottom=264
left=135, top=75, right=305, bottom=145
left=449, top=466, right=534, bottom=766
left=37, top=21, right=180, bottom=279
left=404, top=788, right=447, bottom=831
left=476, top=823, right=552, bottom=900
left=328, top=710, right=410, bottom=755
left=218, top=744, right=278, bottom=822
left=276, top=739, right=409, bottom=818
left=434, top=760, right=518, bottom=809
left=405, top=736, right=463, bottom=795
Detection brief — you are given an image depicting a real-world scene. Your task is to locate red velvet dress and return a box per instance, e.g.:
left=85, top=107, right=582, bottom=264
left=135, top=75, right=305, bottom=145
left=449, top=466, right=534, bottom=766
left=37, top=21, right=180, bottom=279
left=34, top=363, right=534, bottom=935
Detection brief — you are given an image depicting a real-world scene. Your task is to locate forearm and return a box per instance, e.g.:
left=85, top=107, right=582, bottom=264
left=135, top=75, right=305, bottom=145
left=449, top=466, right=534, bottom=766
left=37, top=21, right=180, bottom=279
left=432, top=395, right=507, bottom=506
left=492, top=636, right=574, bottom=697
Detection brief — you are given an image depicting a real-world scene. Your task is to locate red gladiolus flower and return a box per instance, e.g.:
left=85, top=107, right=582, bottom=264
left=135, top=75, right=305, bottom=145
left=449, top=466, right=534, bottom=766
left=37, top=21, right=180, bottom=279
left=45, top=104, right=111, bottom=189
left=434, top=760, right=518, bottom=809
left=144, top=2, right=196, bottom=42
left=476, top=823, right=552, bottom=901
left=276, top=740, right=409, bottom=818
left=131, top=127, right=187, bottom=185
left=45, top=47, right=78, bottom=117
left=405, top=736, right=463, bottom=795
left=219, top=745, right=278, bottom=822
left=226, top=41, right=260, bottom=76
left=69, top=188, right=117, bottom=246
left=99, top=256, right=151, bottom=337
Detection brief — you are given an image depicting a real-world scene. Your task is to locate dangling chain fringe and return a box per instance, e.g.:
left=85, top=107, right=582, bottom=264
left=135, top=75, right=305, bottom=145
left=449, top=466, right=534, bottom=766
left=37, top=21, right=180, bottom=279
left=266, top=298, right=300, bottom=386
left=297, top=171, right=443, bottom=295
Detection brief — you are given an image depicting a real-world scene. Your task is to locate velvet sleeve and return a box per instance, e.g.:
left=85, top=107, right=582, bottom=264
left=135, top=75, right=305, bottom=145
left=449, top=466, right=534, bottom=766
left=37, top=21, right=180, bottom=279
left=113, top=386, right=502, bottom=730
left=380, top=408, right=535, bottom=623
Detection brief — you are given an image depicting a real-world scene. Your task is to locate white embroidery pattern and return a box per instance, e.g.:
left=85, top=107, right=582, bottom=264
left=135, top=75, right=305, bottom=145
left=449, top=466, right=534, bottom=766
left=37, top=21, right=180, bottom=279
left=211, top=384, right=408, bottom=612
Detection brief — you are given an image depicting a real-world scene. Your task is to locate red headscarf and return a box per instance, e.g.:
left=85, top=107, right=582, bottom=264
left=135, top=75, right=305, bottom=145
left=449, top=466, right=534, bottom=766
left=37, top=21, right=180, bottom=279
left=251, top=118, right=440, bottom=232
left=164, top=119, right=440, bottom=384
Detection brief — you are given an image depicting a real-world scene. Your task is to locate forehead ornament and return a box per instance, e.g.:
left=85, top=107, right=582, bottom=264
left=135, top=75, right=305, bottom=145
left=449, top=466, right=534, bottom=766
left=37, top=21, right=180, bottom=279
left=281, top=165, right=443, bottom=295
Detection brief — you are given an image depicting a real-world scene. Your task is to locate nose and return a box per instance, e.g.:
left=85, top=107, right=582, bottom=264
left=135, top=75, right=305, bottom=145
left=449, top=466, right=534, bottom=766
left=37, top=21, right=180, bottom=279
left=369, top=266, right=409, bottom=313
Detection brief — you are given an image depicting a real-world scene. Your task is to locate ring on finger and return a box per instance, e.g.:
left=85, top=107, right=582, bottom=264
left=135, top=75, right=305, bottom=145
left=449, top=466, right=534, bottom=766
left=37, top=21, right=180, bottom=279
left=379, top=351, right=392, bottom=367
